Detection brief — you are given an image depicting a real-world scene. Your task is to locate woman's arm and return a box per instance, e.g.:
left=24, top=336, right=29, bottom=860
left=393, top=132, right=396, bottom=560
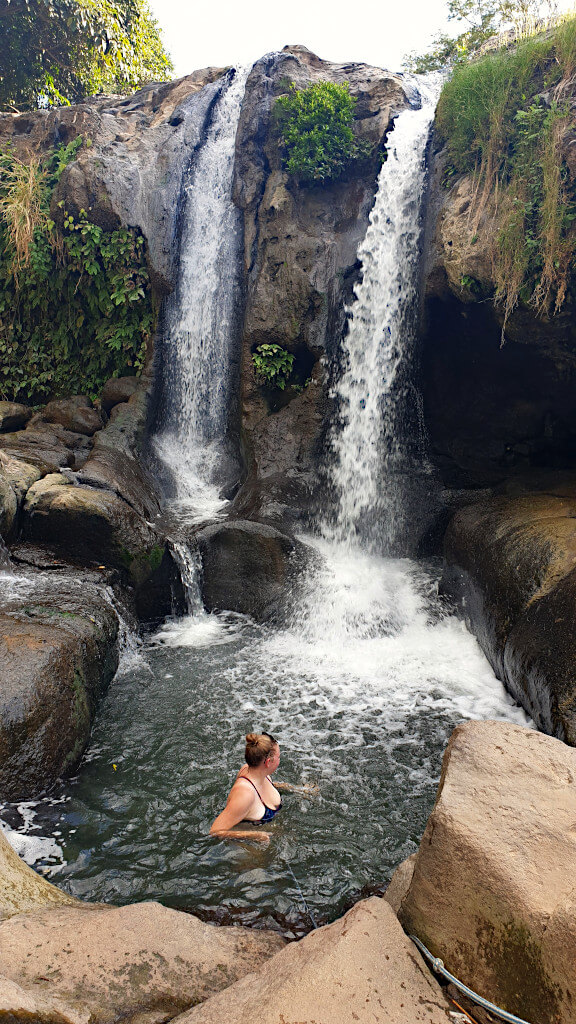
left=209, top=784, right=271, bottom=844
left=275, top=781, right=319, bottom=796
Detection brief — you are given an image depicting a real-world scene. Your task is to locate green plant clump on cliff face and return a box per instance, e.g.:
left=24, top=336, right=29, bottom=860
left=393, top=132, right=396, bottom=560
left=0, top=139, right=153, bottom=403
left=0, top=0, right=173, bottom=111
left=436, top=15, right=576, bottom=322
left=273, top=81, right=371, bottom=184
left=252, top=344, right=295, bottom=390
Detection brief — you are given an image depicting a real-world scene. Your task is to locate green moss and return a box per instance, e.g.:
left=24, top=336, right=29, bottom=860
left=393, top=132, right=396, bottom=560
left=476, top=917, right=563, bottom=1021
left=62, top=669, right=91, bottom=771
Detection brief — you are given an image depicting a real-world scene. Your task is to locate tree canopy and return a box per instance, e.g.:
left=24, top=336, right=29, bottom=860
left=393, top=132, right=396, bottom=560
left=404, top=0, right=558, bottom=72
left=0, top=0, right=174, bottom=111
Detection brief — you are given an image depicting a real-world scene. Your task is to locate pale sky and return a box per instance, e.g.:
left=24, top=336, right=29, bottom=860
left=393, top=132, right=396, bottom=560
left=147, top=0, right=457, bottom=78
left=147, top=0, right=576, bottom=79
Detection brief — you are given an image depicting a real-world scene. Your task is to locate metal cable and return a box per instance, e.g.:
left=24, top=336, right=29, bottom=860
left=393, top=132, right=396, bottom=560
left=281, top=855, right=319, bottom=930
left=410, top=935, right=533, bottom=1024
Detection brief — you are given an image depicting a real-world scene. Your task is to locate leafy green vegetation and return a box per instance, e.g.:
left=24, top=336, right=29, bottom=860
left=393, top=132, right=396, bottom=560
left=436, top=15, right=576, bottom=321
left=252, top=344, right=295, bottom=390
left=273, top=81, right=371, bottom=184
left=0, top=139, right=154, bottom=402
left=0, top=0, right=173, bottom=111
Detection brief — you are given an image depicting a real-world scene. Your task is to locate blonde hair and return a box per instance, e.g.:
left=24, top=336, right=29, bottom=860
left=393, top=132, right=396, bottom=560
left=245, top=732, right=277, bottom=767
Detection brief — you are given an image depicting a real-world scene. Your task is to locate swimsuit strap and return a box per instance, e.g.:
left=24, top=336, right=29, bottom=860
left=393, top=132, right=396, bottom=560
left=238, top=774, right=276, bottom=806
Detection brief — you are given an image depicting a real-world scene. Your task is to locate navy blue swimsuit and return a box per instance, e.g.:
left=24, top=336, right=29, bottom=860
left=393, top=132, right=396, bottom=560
left=240, top=775, right=282, bottom=825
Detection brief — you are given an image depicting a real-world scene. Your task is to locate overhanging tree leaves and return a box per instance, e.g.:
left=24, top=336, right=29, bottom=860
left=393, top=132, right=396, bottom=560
left=0, top=0, right=173, bottom=111
left=404, top=0, right=557, bottom=72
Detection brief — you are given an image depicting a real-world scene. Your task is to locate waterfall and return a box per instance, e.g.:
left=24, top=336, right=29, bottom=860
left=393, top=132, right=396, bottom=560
left=153, top=65, right=250, bottom=526
left=327, top=75, right=441, bottom=553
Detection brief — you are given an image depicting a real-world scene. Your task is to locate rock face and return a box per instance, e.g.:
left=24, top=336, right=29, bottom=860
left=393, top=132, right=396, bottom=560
left=197, top=520, right=309, bottom=620
left=0, top=571, right=119, bottom=799
left=443, top=481, right=576, bottom=741
left=422, top=144, right=576, bottom=490
left=0, top=900, right=285, bottom=1024
left=0, top=69, right=228, bottom=296
left=399, top=720, right=576, bottom=1024
left=233, top=46, right=412, bottom=524
left=0, top=830, right=77, bottom=921
left=174, top=897, right=452, bottom=1024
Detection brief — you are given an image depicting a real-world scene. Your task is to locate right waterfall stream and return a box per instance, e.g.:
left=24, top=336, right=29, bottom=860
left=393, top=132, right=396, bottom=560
left=1, top=76, right=530, bottom=938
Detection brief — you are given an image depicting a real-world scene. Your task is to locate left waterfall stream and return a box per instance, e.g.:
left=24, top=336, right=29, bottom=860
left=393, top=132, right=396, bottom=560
left=0, top=67, right=531, bottom=940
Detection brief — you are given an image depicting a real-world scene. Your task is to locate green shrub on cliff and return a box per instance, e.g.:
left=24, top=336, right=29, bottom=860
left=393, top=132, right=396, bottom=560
left=436, top=15, right=576, bottom=321
left=0, top=141, right=153, bottom=403
left=252, top=344, right=295, bottom=390
left=273, top=81, right=370, bottom=184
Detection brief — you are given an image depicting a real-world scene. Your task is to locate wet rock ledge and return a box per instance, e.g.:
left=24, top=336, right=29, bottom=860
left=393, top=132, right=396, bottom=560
left=442, top=474, right=576, bottom=743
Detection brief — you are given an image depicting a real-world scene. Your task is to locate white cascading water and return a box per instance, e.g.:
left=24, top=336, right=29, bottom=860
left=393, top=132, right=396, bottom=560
left=153, top=66, right=250, bottom=525
left=328, top=76, right=439, bottom=552
left=255, top=74, right=528, bottom=730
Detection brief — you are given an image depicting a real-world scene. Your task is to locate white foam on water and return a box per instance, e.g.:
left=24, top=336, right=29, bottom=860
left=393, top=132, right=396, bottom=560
left=153, top=611, right=249, bottom=648
left=0, top=802, right=64, bottom=870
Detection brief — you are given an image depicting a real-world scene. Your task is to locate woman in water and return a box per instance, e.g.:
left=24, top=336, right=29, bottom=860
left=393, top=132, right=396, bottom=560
left=210, top=732, right=282, bottom=844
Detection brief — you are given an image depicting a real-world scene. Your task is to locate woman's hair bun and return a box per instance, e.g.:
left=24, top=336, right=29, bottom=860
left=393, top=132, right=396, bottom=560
left=245, top=733, right=259, bottom=744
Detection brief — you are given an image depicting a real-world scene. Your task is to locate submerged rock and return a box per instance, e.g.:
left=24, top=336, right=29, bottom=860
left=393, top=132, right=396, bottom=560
left=174, top=897, right=452, bottom=1023
left=197, top=520, right=309, bottom=621
left=443, top=486, right=576, bottom=740
left=0, top=900, right=285, bottom=1024
left=399, top=720, right=576, bottom=1024
left=0, top=572, right=119, bottom=800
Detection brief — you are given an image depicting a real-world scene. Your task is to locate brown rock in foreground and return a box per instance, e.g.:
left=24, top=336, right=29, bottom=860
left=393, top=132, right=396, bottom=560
left=0, top=900, right=285, bottom=1024
left=0, top=830, right=77, bottom=922
left=399, top=720, right=576, bottom=1024
left=174, top=897, right=452, bottom=1024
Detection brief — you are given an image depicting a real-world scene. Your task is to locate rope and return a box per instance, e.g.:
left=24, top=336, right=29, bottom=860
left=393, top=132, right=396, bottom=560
left=281, top=854, right=319, bottom=930
left=410, top=935, right=533, bottom=1024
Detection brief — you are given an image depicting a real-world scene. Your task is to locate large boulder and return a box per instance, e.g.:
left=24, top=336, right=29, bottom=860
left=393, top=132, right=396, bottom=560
left=0, top=402, right=32, bottom=433
left=100, top=375, right=139, bottom=413
left=197, top=520, right=309, bottom=620
left=0, top=426, right=76, bottom=474
left=0, top=900, right=285, bottom=1024
left=42, top=396, right=104, bottom=436
left=0, top=454, right=41, bottom=541
left=173, top=897, right=452, bottom=1024
left=399, top=720, right=576, bottom=1024
left=443, top=486, right=576, bottom=740
left=0, top=452, right=41, bottom=504
left=78, top=378, right=162, bottom=521
left=0, top=471, right=17, bottom=540
left=0, top=571, right=119, bottom=799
